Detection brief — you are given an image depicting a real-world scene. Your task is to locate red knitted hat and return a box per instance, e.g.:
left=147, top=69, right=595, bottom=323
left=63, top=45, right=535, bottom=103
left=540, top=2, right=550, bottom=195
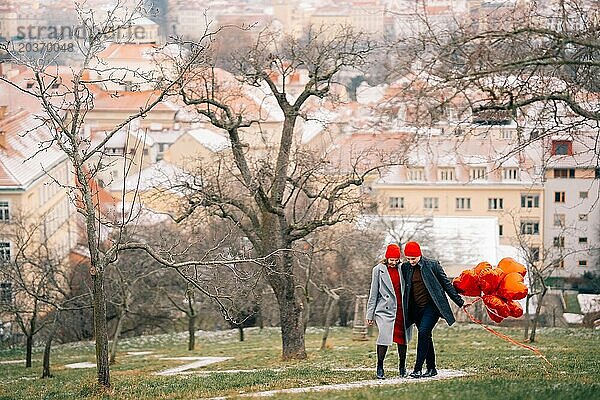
left=404, top=241, right=422, bottom=257
left=385, top=243, right=401, bottom=259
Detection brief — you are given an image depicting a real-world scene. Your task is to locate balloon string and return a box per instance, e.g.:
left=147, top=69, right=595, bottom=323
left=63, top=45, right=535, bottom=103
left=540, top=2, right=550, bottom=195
left=463, top=298, right=552, bottom=367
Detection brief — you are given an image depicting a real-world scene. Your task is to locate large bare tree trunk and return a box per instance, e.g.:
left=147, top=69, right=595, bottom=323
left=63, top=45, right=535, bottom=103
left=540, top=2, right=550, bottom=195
left=92, top=271, right=110, bottom=386
left=269, top=269, right=306, bottom=359
left=238, top=326, right=245, bottom=342
left=277, top=294, right=306, bottom=359
left=262, top=236, right=306, bottom=359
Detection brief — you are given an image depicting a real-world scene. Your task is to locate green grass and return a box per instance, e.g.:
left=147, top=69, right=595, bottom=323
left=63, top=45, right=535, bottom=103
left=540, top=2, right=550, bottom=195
left=0, top=325, right=598, bottom=399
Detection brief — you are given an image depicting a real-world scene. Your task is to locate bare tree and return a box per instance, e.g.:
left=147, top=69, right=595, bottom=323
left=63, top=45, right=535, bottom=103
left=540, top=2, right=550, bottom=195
left=388, top=0, right=600, bottom=161
left=292, top=221, right=384, bottom=350
left=105, top=247, right=164, bottom=364
left=0, top=212, right=90, bottom=371
left=169, top=25, right=393, bottom=359
left=0, top=0, right=219, bottom=387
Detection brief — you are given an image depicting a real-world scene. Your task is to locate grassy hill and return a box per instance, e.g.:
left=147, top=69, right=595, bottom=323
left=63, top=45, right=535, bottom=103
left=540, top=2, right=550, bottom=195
left=0, top=325, right=598, bottom=399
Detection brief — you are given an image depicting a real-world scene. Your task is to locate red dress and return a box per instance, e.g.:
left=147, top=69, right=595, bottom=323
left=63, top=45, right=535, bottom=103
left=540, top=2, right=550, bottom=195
left=387, top=265, right=406, bottom=344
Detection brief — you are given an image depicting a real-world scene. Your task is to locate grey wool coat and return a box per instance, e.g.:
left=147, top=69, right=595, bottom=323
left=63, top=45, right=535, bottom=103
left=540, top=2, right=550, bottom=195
left=400, top=256, right=465, bottom=326
left=366, top=263, right=413, bottom=345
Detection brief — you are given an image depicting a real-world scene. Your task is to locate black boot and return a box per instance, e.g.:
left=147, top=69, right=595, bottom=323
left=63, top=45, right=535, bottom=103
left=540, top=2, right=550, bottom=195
left=398, top=344, right=407, bottom=377
left=423, top=368, right=438, bottom=377
left=399, top=366, right=407, bottom=378
left=376, top=345, right=387, bottom=379
left=409, top=369, right=422, bottom=378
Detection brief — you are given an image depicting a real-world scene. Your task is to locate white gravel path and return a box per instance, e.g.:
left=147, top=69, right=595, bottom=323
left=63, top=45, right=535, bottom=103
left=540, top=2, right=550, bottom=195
left=64, top=362, right=96, bottom=369
left=154, top=356, right=232, bottom=376
left=0, top=359, right=29, bottom=365
left=207, top=369, right=468, bottom=398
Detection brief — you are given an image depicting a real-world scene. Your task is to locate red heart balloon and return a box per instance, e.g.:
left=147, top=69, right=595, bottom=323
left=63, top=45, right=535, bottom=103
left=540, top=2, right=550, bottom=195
left=483, top=294, right=511, bottom=318
left=453, top=269, right=481, bottom=297
left=507, top=300, right=524, bottom=318
left=498, top=258, right=527, bottom=277
left=479, top=267, right=506, bottom=295
left=497, top=272, right=528, bottom=300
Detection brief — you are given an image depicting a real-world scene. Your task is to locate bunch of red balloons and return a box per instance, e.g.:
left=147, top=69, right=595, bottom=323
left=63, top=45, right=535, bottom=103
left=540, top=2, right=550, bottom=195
left=452, top=258, right=528, bottom=323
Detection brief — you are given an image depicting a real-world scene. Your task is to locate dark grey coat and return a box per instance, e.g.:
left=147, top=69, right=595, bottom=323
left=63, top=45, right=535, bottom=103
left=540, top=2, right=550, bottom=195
left=401, top=256, right=464, bottom=326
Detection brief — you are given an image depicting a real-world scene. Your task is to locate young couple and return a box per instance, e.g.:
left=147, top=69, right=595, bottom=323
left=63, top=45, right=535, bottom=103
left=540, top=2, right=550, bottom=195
left=366, top=241, right=465, bottom=379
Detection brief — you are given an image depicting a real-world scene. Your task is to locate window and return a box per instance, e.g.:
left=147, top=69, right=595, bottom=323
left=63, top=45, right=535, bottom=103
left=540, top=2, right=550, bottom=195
left=0, top=242, right=10, bottom=261
left=108, top=147, right=124, bottom=155
left=579, top=214, right=588, bottom=221
left=529, top=247, right=540, bottom=262
left=0, top=201, right=8, bottom=221
left=488, top=198, right=503, bottom=210
left=579, top=237, right=588, bottom=244
left=408, top=167, right=425, bottom=181
left=0, top=282, right=12, bottom=305
left=554, top=192, right=565, bottom=203
left=502, top=167, right=519, bottom=180
left=521, top=194, right=540, bottom=208
left=579, top=260, right=588, bottom=267
left=389, top=197, right=404, bottom=209
left=456, top=197, right=471, bottom=210
left=500, top=130, right=514, bottom=140
left=439, top=168, right=455, bottom=181
left=553, top=168, right=575, bottom=178
left=470, top=167, right=487, bottom=180
left=499, top=225, right=503, bottom=236
left=423, top=197, right=439, bottom=210
left=580, top=191, right=588, bottom=199
left=552, top=140, right=572, bottom=156
left=553, top=213, right=565, bottom=227
left=520, top=221, right=539, bottom=235
left=555, top=260, right=565, bottom=268
left=553, top=236, right=565, bottom=247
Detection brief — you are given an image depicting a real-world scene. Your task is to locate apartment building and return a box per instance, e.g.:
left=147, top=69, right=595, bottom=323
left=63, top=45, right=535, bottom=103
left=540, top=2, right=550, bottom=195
left=0, top=109, right=78, bottom=305
left=543, top=134, right=600, bottom=279
left=368, top=133, right=545, bottom=257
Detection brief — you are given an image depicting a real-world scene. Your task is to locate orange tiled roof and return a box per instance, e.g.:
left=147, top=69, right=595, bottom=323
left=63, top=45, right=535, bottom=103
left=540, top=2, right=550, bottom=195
left=90, top=88, right=177, bottom=111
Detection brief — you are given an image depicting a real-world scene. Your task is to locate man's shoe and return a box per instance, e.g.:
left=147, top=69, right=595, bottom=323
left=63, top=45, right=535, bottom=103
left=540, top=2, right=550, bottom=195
left=423, top=368, right=438, bottom=377
left=399, top=367, right=407, bottom=378
left=376, top=366, right=385, bottom=379
left=409, top=370, right=422, bottom=378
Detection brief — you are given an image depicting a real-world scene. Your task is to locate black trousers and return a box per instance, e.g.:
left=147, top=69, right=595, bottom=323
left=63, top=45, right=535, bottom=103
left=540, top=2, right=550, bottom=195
left=407, top=302, right=440, bottom=371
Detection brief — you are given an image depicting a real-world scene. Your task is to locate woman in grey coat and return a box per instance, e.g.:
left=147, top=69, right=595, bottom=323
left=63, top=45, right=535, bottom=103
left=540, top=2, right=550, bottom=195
left=366, top=243, right=412, bottom=379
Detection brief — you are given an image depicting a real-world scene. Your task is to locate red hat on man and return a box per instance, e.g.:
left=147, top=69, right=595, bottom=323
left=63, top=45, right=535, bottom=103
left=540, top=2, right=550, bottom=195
left=384, top=243, right=401, bottom=259
left=404, top=241, right=422, bottom=257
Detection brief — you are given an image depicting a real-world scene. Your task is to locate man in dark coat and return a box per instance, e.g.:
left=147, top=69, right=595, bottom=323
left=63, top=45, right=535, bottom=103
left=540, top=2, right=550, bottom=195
left=400, top=241, right=464, bottom=378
